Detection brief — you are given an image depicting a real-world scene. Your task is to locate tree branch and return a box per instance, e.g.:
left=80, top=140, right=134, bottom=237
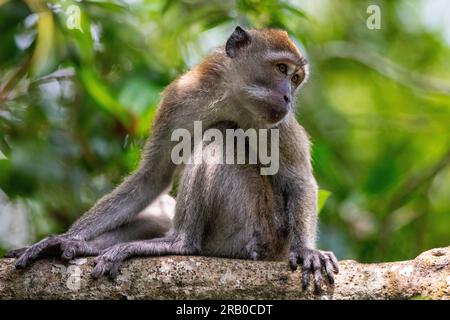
left=0, top=246, right=449, bottom=299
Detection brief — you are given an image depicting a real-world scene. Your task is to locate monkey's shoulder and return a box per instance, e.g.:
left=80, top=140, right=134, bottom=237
left=279, top=116, right=311, bottom=146
left=162, top=52, right=227, bottom=102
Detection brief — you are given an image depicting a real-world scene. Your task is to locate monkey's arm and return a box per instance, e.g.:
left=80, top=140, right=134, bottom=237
left=68, top=89, right=202, bottom=241
left=13, top=139, right=176, bottom=268
left=65, top=82, right=222, bottom=242
left=6, top=194, right=175, bottom=263
left=12, top=96, right=185, bottom=268
left=278, top=117, right=339, bottom=293
left=67, top=135, right=176, bottom=241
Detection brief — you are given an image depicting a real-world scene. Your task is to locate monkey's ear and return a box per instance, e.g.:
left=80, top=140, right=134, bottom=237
left=225, top=26, right=251, bottom=58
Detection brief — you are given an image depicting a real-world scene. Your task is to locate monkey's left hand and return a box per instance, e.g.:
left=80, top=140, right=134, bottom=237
left=91, top=243, right=133, bottom=279
left=288, top=248, right=339, bottom=293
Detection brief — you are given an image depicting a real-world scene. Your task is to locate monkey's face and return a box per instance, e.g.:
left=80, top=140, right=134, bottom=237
left=240, top=56, right=307, bottom=125
left=225, top=27, right=309, bottom=126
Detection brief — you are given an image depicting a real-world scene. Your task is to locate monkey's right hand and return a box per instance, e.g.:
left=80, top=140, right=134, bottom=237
left=288, top=247, right=339, bottom=293
left=7, top=235, right=91, bottom=269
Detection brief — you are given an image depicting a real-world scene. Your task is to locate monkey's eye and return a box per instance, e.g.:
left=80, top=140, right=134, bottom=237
left=277, top=63, right=287, bottom=74
left=291, top=74, right=301, bottom=85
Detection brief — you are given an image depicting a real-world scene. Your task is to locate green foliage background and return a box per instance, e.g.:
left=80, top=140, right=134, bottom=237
left=0, top=0, right=449, bottom=262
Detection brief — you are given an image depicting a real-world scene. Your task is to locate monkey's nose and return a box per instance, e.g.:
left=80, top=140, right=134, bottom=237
left=284, top=95, right=290, bottom=103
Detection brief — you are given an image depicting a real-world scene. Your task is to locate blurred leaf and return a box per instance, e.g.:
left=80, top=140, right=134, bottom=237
left=84, top=0, right=128, bottom=11
left=78, top=67, right=131, bottom=128
left=318, top=189, right=331, bottom=214
left=118, top=77, right=160, bottom=115
left=30, top=10, right=54, bottom=76
left=282, top=3, right=308, bottom=19
left=162, top=0, right=176, bottom=14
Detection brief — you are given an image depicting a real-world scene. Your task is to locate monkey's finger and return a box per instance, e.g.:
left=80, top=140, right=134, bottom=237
left=108, top=261, right=122, bottom=279
left=15, top=249, right=39, bottom=269
left=302, top=268, right=311, bottom=290
left=288, top=252, right=298, bottom=271
left=301, top=257, right=312, bottom=290
left=321, top=255, right=335, bottom=285
left=325, top=252, right=339, bottom=274
left=61, top=248, right=75, bottom=261
left=15, top=238, right=56, bottom=269
left=91, top=261, right=107, bottom=279
left=4, top=247, right=29, bottom=258
left=15, top=246, right=44, bottom=268
left=61, top=245, right=76, bottom=261
left=312, top=255, right=322, bottom=294
left=93, top=255, right=103, bottom=265
left=15, top=236, right=63, bottom=269
left=61, top=241, right=86, bottom=261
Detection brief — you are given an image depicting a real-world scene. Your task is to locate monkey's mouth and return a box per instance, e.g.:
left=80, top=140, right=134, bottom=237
left=268, top=105, right=288, bottom=123
left=253, top=99, right=289, bottom=124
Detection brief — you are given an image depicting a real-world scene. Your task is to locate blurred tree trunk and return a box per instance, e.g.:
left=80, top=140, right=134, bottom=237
left=0, top=246, right=448, bottom=299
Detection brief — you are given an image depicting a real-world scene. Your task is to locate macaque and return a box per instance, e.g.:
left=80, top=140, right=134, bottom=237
left=7, top=26, right=338, bottom=292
